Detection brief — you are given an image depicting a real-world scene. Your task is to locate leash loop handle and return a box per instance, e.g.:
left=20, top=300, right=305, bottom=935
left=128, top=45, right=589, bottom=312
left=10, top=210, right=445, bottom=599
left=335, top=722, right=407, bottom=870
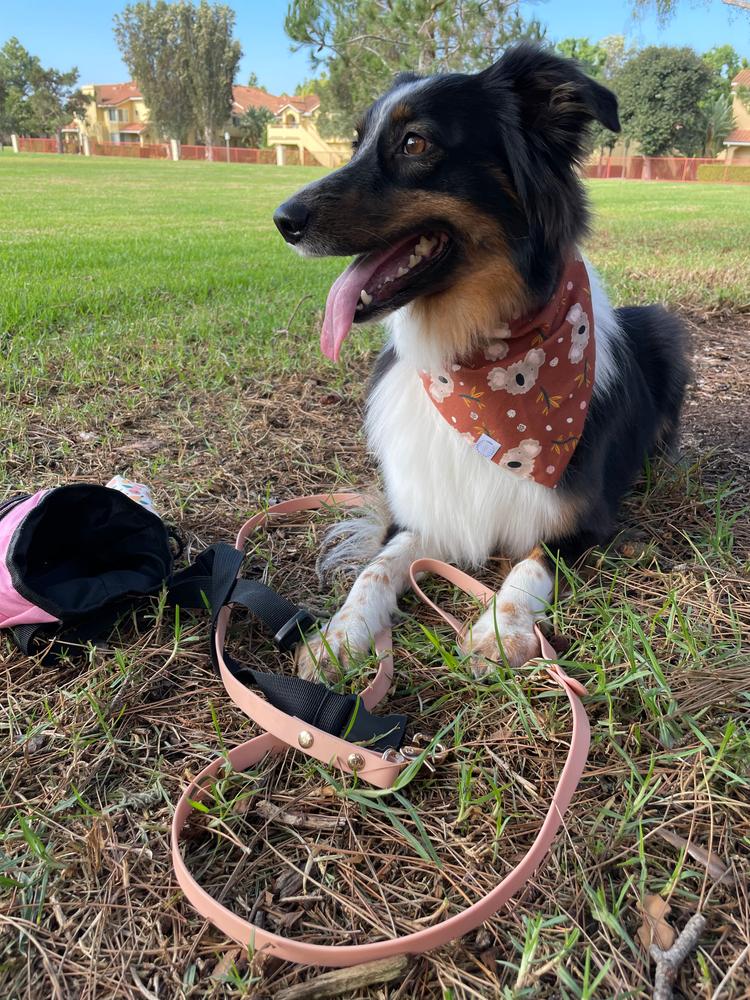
left=172, top=496, right=592, bottom=967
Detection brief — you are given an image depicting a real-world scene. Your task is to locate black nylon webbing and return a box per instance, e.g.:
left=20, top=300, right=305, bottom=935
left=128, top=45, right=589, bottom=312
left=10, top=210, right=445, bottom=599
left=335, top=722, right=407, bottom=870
left=9, top=604, right=122, bottom=662
left=222, top=648, right=407, bottom=752
left=168, top=544, right=409, bottom=754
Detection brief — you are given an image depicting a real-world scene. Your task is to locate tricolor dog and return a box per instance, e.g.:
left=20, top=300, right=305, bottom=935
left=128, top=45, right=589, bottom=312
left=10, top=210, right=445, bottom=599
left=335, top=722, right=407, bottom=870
left=273, top=44, right=689, bottom=678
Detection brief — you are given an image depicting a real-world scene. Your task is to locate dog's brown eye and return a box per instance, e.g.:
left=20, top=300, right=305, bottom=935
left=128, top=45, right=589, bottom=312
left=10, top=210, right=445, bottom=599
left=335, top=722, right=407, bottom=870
left=403, top=133, right=428, bottom=156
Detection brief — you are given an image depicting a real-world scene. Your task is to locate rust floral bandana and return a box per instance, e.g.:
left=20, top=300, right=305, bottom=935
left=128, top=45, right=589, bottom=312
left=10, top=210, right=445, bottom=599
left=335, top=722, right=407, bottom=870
left=419, top=255, right=595, bottom=489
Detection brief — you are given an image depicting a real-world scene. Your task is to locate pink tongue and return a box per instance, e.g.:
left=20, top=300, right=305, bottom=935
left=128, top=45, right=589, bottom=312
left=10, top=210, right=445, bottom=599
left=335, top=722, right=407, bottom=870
left=321, top=252, right=387, bottom=362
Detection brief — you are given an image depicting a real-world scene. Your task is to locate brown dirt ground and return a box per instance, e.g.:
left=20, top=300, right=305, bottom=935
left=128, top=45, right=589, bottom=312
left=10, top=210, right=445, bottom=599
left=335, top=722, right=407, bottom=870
left=1, top=312, right=749, bottom=1000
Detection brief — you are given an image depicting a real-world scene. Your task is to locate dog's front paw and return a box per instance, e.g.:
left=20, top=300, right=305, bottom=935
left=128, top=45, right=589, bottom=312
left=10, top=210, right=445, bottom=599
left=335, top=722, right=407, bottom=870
left=459, top=606, right=540, bottom=678
left=294, top=611, right=371, bottom=682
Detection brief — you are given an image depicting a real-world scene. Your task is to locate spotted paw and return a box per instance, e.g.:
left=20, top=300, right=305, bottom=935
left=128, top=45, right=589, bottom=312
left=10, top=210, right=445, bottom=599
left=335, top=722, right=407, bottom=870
left=294, top=612, right=370, bottom=682
left=459, top=611, right=541, bottom=678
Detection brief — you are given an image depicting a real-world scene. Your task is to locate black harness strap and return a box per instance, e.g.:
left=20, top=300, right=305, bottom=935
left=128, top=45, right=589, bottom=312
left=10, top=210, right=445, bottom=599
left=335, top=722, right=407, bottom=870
left=168, top=544, right=408, bottom=754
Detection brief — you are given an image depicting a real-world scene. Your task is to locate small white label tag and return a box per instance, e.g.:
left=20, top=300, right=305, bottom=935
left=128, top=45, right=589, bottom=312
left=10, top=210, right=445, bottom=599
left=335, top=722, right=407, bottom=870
left=475, top=434, right=501, bottom=460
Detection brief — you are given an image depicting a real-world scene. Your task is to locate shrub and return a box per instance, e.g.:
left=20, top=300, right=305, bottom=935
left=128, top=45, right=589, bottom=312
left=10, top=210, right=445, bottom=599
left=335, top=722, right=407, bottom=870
left=696, top=163, right=750, bottom=183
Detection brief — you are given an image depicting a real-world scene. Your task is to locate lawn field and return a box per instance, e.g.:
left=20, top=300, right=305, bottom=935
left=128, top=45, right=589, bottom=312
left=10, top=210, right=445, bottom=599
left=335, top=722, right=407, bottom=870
left=1, top=153, right=750, bottom=1000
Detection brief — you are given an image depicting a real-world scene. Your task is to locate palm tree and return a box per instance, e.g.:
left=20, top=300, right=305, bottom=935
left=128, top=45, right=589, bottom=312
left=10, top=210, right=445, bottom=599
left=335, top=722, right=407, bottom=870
left=703, top=95, right=735, bottom=157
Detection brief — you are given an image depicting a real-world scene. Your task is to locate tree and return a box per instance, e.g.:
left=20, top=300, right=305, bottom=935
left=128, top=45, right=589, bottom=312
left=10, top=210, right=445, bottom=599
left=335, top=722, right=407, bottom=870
left=631, top=0, right=750, bottom=18
left=0, top=37, right=38, bottom=139
left=0, top=38, right=89, bottom=148
left=27, top=66, right=91, bottom=152
left=177, top=0, right=242, bottom=157
left=114, top=2, right=195, bottom=141
left=238, top=105, right=273, bottom=146
left=702, top=44, right=748, bottom=102
left=552, top=37, right=636, bottom=161
left=114, top=0, right=241, bottom=152
left=247, top=71, right=260, bottom=87
left=554, top=38, right=608, bottom=78
left=702, top=94, right=735, bottom=156
left=285, top=0, right=545, bottom=136
left=615, top=46, right=713, bottom=159
left=597, top=35, right=637, bottom=81
left=295, top=74, right=325, bottom=96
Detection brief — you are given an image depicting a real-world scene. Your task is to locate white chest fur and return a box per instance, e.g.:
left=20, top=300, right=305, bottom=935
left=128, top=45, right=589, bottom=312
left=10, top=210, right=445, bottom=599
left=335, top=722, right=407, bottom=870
left=366, top=358, right=568, bottom=563
left=364, top=258, right=619, bottom=565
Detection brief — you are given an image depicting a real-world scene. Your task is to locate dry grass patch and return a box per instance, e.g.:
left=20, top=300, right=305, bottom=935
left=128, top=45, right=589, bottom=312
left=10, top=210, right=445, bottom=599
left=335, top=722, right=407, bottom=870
left=2, top=315, right=750, bottom=999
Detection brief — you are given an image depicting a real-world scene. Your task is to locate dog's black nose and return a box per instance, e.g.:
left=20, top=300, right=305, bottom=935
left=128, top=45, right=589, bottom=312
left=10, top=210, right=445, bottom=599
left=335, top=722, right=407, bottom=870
left=273, top=199, right=310, bottom=243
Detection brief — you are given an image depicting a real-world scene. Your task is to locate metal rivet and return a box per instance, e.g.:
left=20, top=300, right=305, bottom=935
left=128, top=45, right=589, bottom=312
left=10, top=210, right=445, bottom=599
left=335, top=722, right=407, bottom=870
left=347, top=752, right=365, bottom=771
left=298, top=730, right=314, bottom=749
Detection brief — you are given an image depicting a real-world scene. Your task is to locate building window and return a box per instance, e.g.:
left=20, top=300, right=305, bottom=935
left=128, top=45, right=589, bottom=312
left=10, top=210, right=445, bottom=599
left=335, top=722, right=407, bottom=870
left=107, top=108, right=128, bottom=123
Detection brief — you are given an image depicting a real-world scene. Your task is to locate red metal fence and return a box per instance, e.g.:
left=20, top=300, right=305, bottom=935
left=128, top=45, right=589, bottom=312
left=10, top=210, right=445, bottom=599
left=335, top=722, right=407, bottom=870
left=17, top=137, right=58, bottom=153
left=13, top=141, right=746, bottom=180
left=13, top=139, right=277, bottom=165
left=90, top=141, right=170, bottom=159
left=584, top=155, right=746, bottom=182
left=181, top=144, right=276, bottom=163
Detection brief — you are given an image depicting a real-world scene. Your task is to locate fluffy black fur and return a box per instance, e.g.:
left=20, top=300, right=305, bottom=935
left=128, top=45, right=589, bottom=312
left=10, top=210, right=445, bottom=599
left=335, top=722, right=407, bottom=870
left=275, top=44, right=622, bottom=313
left=551, top=305, right=690, bottom=563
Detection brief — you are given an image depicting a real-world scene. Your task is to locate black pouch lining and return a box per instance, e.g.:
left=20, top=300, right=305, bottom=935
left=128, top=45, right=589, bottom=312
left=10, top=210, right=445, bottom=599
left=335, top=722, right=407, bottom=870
left=7, top=485, right=173, bottom=621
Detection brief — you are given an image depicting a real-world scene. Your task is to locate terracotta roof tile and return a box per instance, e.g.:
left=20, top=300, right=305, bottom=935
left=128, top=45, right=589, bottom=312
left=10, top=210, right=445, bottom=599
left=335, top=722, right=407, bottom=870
left=725, top=129, right=750, bottom=144
left=732, top=68, right=750, bottom=87
left=92, top=81, right=321, bottom=116
left=97, top=83, right=142, bottom=105
left=231, top=86, right=320, bottom=116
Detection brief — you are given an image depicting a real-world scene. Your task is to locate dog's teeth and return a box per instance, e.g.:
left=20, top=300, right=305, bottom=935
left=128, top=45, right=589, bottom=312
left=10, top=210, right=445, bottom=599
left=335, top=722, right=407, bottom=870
left=397, top=267, right=409, bottom=277
left=408, top=255, right=419, bottom=268
left=384, top=276, right=393, bottom=284
left=415, top=236, right=436, bottom=257
left=356, top=303, right=363, bottom=311
left=360, top=289, right=373, bottom=305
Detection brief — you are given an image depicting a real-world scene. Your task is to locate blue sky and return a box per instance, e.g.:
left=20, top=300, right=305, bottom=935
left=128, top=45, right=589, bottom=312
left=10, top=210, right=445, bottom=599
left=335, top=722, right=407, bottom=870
left=2, top=1, right=748, bottom=95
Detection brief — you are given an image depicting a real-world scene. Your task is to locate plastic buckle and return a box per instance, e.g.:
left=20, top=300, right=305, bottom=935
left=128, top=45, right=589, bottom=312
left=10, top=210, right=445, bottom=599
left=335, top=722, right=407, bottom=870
left=274, top=609, right=318, bottom=652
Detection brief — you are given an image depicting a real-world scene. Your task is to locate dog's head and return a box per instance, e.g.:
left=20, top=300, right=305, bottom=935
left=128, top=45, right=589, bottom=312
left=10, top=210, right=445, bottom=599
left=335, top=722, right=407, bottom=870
left=273, top=44, right=619, bottom=361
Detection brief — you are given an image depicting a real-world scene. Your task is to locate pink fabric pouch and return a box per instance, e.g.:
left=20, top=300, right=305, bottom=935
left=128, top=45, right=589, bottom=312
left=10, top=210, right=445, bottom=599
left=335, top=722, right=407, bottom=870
left=0, top=491, right=58, bottom=629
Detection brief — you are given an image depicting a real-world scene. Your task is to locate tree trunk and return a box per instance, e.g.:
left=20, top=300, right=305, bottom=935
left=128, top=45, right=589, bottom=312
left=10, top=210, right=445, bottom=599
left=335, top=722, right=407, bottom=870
left=205, top=126, right=214, bottom=161
left=56, top=129, right=64, bottom=155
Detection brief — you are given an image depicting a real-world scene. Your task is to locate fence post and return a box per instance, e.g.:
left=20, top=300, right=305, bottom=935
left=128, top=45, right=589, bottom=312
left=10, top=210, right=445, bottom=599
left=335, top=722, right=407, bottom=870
left=276, top=144, right=285, bottom=166
left=11, top=134, right=19, bottom=153
left=170, top=138, right=180, bottom=161
left=681, top=158, right=689, bottom=182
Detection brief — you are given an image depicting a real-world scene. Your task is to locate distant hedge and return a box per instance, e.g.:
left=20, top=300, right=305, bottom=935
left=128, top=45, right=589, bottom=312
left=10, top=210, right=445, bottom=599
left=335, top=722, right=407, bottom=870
left=696, top=163, right=750, bottom=183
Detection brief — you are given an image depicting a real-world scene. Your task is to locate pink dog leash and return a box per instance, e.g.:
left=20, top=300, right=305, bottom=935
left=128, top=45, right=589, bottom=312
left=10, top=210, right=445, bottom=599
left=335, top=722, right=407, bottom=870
left=171, top=496, right=590, bottom=967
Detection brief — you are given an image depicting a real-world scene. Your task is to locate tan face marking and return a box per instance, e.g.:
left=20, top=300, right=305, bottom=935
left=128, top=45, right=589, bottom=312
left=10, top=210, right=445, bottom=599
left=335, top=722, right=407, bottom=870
left=371, top=190, right=529, bottom=359
left=389, top=103, right=413, bottom=127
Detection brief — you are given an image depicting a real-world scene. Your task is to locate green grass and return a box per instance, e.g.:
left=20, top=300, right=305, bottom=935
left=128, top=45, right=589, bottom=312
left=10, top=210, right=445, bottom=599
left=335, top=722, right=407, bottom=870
left=1, top=154, right=748, bottom=402
left=1, top=152, right=749, bottom=1000
left=587, top=179, right=750, bottom=310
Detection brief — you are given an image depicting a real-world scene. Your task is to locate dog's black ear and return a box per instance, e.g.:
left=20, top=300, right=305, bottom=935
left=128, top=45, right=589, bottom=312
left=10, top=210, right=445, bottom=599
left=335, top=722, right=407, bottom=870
left=391, top=71, right=423, bottom=90
left=482, top=43, right=620, bottom=154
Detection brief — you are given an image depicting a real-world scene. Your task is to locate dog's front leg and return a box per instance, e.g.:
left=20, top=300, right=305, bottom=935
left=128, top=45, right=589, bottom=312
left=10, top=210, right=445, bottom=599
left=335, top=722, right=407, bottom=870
left=296, top=530, right=421, bottom=681
left=460, top=547, right=554, bottom=677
